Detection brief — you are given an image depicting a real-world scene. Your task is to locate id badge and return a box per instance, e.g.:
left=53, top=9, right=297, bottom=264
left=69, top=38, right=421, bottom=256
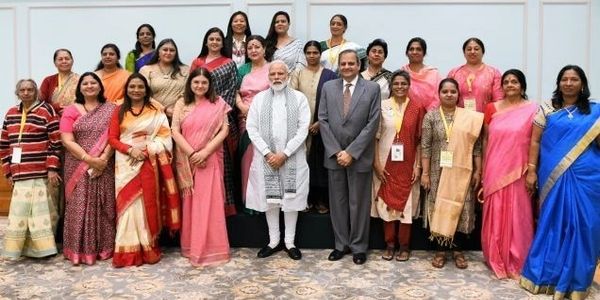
left=440, top=150, right=453, bottom=168
left=11, top=147, right=22, bottom=163
left=464, top=98, right=477, bottom=111
left=391, top=143, right=404, bottom=162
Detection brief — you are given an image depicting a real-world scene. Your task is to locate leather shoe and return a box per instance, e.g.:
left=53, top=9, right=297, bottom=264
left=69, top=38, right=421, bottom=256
left=328, top=247, right=350, bottom=261
left=353, top=253, right=367, bottom=265
left=257, top=244, right=283, bottom=258
left=285, top=247, right=302, bottom=260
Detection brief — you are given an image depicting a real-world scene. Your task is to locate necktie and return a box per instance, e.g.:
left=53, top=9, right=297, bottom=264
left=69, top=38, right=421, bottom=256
left=343, top=83, right=352, bottom=117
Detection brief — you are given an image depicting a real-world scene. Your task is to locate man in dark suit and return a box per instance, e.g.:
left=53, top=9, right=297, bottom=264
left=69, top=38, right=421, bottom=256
left=318, top=49, right=381, bottom=264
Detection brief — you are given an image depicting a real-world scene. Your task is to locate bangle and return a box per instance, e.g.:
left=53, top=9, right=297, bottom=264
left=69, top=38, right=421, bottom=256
left=416, top=165, right=422, bottom=169
left=81, top=154, right=88, bottom=161
left=422, top=172, right=429, bottom=176
left=527, top=163, right=536, bottom=168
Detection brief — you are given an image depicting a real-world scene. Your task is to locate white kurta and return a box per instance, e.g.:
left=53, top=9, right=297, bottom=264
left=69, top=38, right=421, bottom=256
left=245, top=88, right=311, bottom=212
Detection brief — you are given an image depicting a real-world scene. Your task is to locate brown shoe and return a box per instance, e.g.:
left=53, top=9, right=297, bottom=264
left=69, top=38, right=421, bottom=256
left=453, top=251, right=468, bottom=269
left=381, top=246, right=395, bottom=261
left=396, top=250, right=410, bottom=262
left=431, top=251, right=446, bottom=268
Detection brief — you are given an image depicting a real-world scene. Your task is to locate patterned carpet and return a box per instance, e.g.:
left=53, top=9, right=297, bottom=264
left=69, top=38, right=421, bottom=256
left=0, top=219, right=598, bottom=299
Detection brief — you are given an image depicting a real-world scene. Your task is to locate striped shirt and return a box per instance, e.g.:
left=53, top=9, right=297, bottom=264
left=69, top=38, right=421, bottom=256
left=0, top=101, right=61, bottom=181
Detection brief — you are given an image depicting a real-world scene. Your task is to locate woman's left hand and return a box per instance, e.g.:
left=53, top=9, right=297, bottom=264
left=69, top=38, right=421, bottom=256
left=471, top=172, right=481, bottom=189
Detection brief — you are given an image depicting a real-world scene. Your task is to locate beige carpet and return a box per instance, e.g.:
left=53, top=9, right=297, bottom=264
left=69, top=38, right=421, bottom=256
left=0, top=218, right=598, bottom=299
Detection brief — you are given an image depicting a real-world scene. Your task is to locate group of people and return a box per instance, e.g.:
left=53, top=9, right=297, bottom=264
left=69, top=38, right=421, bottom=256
left=0, top=10, right=598, bottom=300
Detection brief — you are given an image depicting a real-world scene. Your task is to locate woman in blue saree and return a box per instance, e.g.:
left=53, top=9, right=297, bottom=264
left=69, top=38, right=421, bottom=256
left=521, top=65, right=600, bottom=299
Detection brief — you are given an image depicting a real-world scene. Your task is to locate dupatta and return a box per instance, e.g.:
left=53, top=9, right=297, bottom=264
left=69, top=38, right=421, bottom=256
left=429, top=107, right=483, bottom=245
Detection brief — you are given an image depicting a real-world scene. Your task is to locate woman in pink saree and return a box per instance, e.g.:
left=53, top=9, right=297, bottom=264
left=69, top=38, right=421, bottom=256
left=481, top=69, right=535, bottom=279
left=172, top=68, right=231, bottom=267
left=401, top=37, right=441, bottom=111
left=60, top=72, right=117, bottom=265
left=236, top=35, right=271, bottom=204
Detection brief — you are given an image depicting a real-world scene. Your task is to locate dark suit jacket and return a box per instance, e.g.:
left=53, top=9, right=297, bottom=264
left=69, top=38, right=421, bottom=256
left=318, top=76, right=381, bottom=172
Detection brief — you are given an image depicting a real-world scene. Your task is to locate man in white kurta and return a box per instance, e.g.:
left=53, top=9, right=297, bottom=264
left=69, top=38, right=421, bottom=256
left=246, top=61, right=311, bottom=260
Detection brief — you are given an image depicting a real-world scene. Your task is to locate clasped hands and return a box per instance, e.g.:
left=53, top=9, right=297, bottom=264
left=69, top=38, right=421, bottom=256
left=190, top=149, right=209, bottom=168
left=265, top=152, right=287, bottom=170
left=127, top=147, right=147, bottom=167
left=336, top=150, right=353, bottom=167
left=86, top=156, right=108, bottom=179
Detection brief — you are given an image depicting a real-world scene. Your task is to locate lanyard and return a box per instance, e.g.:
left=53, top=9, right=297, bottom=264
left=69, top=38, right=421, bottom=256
left=439, top=107, right=454, bottom=143
left=391, top=97, right=409, bottom=139
left=18, top=101, right=38, bottom=143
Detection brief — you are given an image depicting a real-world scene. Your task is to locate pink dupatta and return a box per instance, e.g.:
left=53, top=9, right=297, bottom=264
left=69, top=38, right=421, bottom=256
left=483, top=102, right=537, bottom=197
left=401, top=64, right=441, bottom=111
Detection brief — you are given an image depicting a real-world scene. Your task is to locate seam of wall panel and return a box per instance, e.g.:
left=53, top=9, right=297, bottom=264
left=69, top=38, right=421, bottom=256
left=537, top=0, right=543, bottom=100
left=310, top=0, right=525, bottom=4
left=27, top=1, right=232, bottom=9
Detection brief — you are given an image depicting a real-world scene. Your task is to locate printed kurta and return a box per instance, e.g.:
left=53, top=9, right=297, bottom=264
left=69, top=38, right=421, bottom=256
left=447, top=64, right=503, bottom=113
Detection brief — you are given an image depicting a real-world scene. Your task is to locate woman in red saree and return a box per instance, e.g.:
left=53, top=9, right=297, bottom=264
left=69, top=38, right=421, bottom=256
left=60, top=72, right=116, bottom=265
left=172, top=68, right=231, bottom=267
left=108, top=73, right=180, bottom=267
left=481, top=69, right=536, bottom=279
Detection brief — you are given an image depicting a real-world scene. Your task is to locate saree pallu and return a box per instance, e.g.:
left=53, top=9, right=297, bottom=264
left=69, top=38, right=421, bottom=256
left=191, top=57, right=239, bottom=215
left=100, top=69, right=131, bottom=102
left=176, top=98, right=231, bottom=266
left=2, top=178, right=58, bottom=259
left=111, top=104, right=180, bottom=267
left=401, top=64, right=441, bottom=111
left=62, top=103, right=116, bottom=265
left=482, top=102, right=536, bottom=279
left=40, top=73, right=79, bottom=115
left=125, top=50, right=154, bottom=73
left=520, top=103, right=600, bottom=299
left=429, top=108, right=483, bottom=245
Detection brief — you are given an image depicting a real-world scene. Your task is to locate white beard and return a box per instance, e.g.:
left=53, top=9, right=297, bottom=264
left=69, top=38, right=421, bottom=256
left=270, top=82, right=287, bottom=92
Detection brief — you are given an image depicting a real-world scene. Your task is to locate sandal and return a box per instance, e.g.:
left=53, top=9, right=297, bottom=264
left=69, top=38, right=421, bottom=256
left=396, top=250, right=410, bottom=262
left=453, top=251, right=468, bottom=269
left=431, top=251, right=446, bottom=268
left=381, top=246, right=395, bottom=261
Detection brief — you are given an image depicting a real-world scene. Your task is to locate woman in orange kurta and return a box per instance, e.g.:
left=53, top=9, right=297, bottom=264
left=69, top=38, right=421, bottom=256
left=95, top=44, right=131, bottom=103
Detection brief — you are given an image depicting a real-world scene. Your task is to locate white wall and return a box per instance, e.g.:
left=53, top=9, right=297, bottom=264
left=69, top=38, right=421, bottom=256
left=0, top=0, right=598, bottom=115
